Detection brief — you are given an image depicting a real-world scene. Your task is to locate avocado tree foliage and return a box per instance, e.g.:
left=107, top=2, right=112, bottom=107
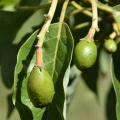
left=1, top=0, right=120, bottom=120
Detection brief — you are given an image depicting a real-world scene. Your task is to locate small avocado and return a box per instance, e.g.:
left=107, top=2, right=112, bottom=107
left=27, top=66, right=55, bottom=108
left=104, top=39, right=117, bottom=53
left=74, top=39, right=97, bottom=70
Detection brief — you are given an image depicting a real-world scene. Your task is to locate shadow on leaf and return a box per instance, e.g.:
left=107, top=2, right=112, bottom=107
left=15, top=40, right=36, bottom=120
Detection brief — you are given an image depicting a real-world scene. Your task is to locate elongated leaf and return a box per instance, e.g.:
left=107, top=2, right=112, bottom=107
left=13, top=22, right=74, bottom=120
left=0, top=0, right=20, bottom=6
left=0, top=10, right=33, bottom=45
left=13, top=30, right=42, bottom=120
left=13, top=9, right=44, bottom=44
left=111, top=43, right=120, bottom=120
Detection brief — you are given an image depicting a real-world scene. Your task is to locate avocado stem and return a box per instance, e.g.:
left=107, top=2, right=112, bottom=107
left=36, top=46, right=43, bottom=68
left=87, top=27, right=95, bottom=40
left=37, top=0, right=58, bottom=48
left=87, top=0, right=99, bottom=40
left=35, top=0, right=58, bottom=67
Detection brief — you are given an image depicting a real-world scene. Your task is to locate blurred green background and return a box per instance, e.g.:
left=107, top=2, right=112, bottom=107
left=0, top=0, right=118, bottom=120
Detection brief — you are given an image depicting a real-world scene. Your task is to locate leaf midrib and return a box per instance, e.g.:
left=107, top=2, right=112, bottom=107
left=52, top=23, right=63, bottom=79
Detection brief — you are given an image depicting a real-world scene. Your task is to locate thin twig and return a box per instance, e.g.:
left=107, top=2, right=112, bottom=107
left=91, top=0, right=99, bottom=31
left=57, top=0, right=69, bottom=47
left=59, top=0, right=69, bottom=23
left=97, top=1, right=113, bottom=13
left=71, top=1, right=93, bottom=17
left=37, top=0, right=58, bottom=47
left=58, top=0, right=69, bottom=38
left=74, top=22, right=90, bottom=30
left=36, top=0, right=58, bottom=67
left=71, top=9, right=82, bottom=15
left=87, top=0, right=99, bottom=39
left=71, top=1, right=101, bottom=21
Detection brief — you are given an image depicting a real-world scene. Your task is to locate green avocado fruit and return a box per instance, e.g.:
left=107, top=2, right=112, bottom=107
left=27, top=66, right=55, bottom=108
left=104, top=39, right=117, bottom=53
left=74, top=39, right=97, bottom=70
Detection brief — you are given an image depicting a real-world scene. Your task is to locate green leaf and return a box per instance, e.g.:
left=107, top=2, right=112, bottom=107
left=113, top=4, right=120, bottom=23
left=20, top=0, right=49, bottom=6
left=12, top=9, right=44, bottom=44
left=13, top=22, right=74, bottom=120
left=13, top=30, right=41, bottom=120
left=20, top=0, right=40, bottom=6
left=0, top=0, right=20, bottom=6
left=0, top=10, right=33, bottom=45
left=111, top=43, right=120, bottom=120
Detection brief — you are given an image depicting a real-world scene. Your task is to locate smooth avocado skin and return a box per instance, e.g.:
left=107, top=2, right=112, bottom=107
left=104, top=39, right=117, bottom=53
left=74, top=39, right=97, bottom=70
left=27, top=66, right=55, bottom=108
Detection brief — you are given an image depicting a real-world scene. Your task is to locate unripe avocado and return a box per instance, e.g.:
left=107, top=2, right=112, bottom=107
left=104, top=39, right=117, bottom=53
left=74, top=39, right=97, bottom=70
left=27, top=66, right=55, bottom=108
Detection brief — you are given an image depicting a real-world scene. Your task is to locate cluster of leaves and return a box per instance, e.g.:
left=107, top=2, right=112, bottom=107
left=1, top=0, right=120, bottom=120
